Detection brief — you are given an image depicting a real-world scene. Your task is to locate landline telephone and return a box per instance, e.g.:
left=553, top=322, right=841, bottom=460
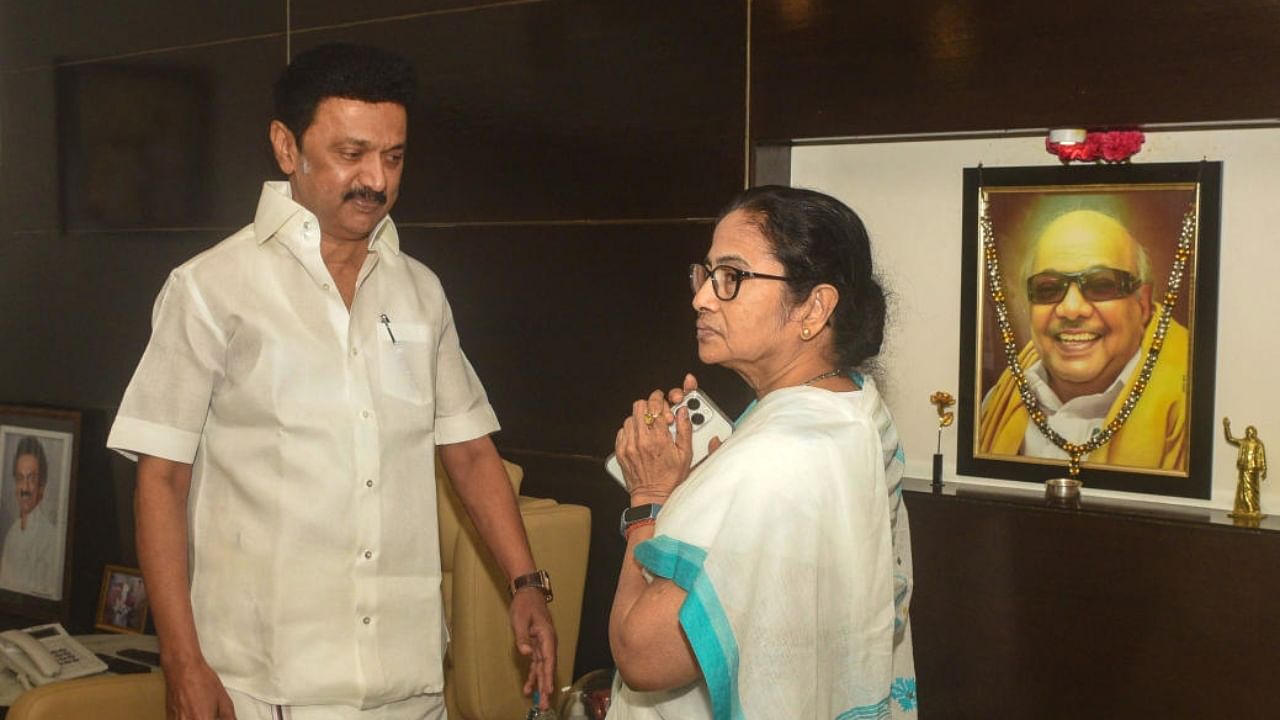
left=0, top=623, right=107, bottom=688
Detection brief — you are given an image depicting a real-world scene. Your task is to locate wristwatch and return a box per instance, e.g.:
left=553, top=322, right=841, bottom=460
left=619, top=503, right=663, bottom=538
left=509, top=569, right=553, bottom=603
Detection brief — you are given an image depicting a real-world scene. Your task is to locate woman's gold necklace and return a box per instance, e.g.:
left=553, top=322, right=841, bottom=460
left=802, top=368, right=844, bottom=386
left=980, top=194, right=1196, bottom=477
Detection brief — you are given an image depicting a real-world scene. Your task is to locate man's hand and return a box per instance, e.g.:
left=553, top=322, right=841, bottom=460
left=510, top=589, right=557, bottom=710
left=162, top=655, right=235, bottom=720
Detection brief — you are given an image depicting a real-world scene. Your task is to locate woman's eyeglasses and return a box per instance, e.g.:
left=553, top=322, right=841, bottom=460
left=689, top=263, right=788, bottom=301
left=1026, top=267, right=1141, bottom=305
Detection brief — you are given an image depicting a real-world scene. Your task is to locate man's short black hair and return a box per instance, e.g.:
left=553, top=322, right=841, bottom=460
left=12, top=436, right=47, bottom=488
left=273, top=43, right=417, bottom=147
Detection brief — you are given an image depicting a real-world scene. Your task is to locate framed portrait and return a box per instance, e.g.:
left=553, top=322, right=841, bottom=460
left=95, top=565, right=149, bottom=634
left=57, top=63, right=213, bottom=232
left=956, top=162, right=1222, bottom=499
left=0, top=406, right=81, bottom=620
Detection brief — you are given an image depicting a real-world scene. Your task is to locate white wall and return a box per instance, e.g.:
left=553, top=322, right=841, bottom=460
left=793, top=128, right=1280, bottom=510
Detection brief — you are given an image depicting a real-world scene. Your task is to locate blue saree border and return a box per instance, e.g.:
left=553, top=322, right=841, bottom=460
left=634, top=535, right=744, bottom=720
left=836, top=696, right=890, bottom=720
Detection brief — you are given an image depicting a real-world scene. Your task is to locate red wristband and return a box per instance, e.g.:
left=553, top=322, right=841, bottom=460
left=623, top=517, right=656, bottom=539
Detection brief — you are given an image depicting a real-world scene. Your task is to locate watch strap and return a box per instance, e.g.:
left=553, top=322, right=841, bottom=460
left=509, top=569, right=553, bottom=603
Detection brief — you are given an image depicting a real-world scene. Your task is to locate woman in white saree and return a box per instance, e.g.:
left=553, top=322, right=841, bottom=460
left=607, top=186, right=917, bottom=719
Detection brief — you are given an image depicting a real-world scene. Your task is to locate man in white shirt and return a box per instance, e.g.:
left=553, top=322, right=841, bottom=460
left=0, top=436, right=59, bottom=598
left=108, top=44, right=555, bottom=720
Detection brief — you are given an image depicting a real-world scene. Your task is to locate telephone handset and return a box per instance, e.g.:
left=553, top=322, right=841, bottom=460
left=0, top=623, right=107, bottom=688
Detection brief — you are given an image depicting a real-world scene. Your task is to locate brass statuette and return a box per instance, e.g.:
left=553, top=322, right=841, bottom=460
left=1224, top=418, right=1267, bottom=520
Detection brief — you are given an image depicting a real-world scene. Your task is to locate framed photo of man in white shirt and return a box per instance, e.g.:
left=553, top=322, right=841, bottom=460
left=0, top=406, right=80, bottom=609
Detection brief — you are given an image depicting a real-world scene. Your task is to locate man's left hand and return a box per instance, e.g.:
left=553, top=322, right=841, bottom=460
left=511, top=589, right=557, bottom=708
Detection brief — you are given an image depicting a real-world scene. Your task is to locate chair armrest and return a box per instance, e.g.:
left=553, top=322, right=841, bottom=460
left=7, top=672, right=166, bottom=720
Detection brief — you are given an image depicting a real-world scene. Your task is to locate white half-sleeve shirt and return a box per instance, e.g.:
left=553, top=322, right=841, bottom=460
left=108, top=181, right=499, bottom=709
left=0, top=510, right=60, bottom=598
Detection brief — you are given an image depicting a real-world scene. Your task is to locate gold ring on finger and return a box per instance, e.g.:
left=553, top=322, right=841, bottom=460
left=643, top=411, right=657, bottom=426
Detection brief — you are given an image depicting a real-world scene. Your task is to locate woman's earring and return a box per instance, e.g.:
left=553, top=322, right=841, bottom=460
left=801, top=327, right=812, bottom=340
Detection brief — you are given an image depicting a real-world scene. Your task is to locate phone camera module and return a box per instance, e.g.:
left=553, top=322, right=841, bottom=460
left=686, top=397, right=702, bottom=411
left=690, top=412, right=705, bottom=426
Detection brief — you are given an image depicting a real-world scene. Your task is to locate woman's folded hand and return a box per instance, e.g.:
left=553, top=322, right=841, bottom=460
left=614, top=385, right=696, bottom=503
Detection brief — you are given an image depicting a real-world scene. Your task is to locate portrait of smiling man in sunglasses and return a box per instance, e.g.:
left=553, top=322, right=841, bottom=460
left=978, top=209, right=1190, bottom=472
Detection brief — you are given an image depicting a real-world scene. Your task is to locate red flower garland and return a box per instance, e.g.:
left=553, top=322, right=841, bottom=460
left=1046, top=130, right=1144, bottom=164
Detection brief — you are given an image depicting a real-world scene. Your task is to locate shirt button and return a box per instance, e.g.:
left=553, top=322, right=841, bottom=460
left=364, top=550, right=373, bottom=559
left=322, top=283, right=330, bottom=291
left=351, top=347, right=359, bottom=357
left=362, top=616, right=371, bottom=625
left=366, top=479, right=374, bottom=488
left=361, top=410, right=370, bottom=419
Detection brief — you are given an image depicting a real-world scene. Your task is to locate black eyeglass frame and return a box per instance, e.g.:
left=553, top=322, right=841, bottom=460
left=689, top=263, right=789, bottom=301
left=1025, top=267, right=1143, bottom=305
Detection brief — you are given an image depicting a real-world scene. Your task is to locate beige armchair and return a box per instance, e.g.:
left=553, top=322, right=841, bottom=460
left=437, top=454, right=591, bottom=719
left=6, top=672, right=166, bottom=720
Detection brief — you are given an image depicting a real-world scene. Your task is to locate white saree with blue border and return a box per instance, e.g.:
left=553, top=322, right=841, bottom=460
left=608, top=378, right=918, bottom=719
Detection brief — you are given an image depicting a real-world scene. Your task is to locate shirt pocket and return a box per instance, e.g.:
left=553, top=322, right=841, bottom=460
left=377, top=322, right=433, bottom=404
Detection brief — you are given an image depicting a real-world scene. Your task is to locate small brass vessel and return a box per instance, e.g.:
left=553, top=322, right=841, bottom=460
left=1045, top=477, right=1082, bottom=502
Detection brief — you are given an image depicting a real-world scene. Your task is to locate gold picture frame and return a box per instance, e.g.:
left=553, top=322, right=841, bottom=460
left=95, top=564, right=149, bottom=634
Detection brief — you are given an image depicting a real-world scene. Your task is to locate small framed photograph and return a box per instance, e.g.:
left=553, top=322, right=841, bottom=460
left=0, top=406, right=81, bottom=621
left=956, top=162, right=1222, bottom=498
left=96, top=564, right=149, bottom=634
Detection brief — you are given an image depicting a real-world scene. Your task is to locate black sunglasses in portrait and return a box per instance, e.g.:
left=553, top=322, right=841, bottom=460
left=689, top=263, right=789, bottom=301
left=1025, top=267, right=1143, bottom=305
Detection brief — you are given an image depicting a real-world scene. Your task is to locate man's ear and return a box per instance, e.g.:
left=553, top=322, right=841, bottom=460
left=796, top=283, right=840, bottom=337
left=269, top=120, right=299, bottom=176
left=1137, top=282, right=1154, bottom=325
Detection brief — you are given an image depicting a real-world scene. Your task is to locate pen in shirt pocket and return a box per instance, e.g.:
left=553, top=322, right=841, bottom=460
left=379, top=313, right=397, bottom=344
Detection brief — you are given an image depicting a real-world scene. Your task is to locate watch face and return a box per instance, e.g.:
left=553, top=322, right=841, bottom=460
left=624, top=503, right=660, bottom=523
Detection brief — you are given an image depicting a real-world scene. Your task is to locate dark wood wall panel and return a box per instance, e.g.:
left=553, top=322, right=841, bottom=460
left=0, top=68, right=59, bottom=233
left=751, top=0, right=1280, bottom=140
left=0, top=1, right=283, bottom=69
left=0, top=230, right=228, bottom=408
left=293, top=0, right=746, bottom=222
left=906, top=490, right=1280, bottom=718
left=290, top=0, right=504, bottom=30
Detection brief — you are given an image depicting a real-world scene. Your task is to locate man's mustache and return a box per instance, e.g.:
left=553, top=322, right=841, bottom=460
left=1049, top=319, right=1101, bottom=332
left=343, top=186, right=387, bottom=205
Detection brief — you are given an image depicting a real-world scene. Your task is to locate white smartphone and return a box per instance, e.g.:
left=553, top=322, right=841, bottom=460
left=605, top=390, right=734, bottom=488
